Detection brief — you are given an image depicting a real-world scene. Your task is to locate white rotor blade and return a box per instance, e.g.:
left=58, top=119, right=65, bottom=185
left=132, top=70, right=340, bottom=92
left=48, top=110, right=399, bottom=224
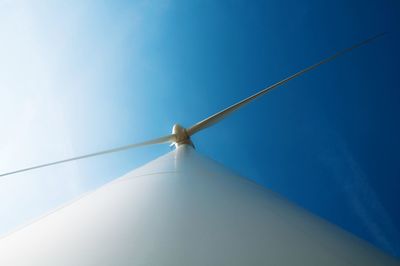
left=186, top=33, right=385, bottom=136
left=0, top=134, right=176, bottom=178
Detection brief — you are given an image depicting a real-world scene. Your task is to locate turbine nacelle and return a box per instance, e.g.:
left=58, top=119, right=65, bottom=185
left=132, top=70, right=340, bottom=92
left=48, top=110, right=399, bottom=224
left=172, top=124, right=193, bottom=148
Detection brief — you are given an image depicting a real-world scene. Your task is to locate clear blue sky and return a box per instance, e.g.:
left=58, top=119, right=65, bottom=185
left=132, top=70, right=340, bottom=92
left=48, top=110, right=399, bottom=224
left=0, top=0, right=399, bottom=257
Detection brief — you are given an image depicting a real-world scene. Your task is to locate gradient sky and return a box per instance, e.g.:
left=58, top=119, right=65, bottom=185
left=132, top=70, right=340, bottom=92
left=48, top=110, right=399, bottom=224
left=0, top=0, right=399, bottom=258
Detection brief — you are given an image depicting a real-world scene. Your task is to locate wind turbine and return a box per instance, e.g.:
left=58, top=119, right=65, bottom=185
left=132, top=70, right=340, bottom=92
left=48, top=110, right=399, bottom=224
left=0, top=33, right=398, bottom=266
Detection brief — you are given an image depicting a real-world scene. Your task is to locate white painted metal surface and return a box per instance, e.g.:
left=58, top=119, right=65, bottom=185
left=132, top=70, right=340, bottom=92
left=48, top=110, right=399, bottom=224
left=0, top=145, right=398, bottom=265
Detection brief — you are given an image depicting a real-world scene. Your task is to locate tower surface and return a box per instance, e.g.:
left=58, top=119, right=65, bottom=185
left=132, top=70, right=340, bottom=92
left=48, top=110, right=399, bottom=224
left=0, top=145, right=398, bottom=265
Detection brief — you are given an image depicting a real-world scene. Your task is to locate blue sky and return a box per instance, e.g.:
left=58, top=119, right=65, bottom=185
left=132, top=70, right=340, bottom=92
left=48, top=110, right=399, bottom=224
left=0, top=0, right=399, bottom=257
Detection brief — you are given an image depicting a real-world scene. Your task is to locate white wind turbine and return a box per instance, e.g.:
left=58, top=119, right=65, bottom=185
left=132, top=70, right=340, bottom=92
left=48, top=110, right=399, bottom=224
left=0, top=33, right=398, bottom=266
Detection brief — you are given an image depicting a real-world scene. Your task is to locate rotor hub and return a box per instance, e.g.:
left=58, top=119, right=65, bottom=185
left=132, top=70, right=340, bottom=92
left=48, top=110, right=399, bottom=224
left=172, top=124, right=193, bottom=147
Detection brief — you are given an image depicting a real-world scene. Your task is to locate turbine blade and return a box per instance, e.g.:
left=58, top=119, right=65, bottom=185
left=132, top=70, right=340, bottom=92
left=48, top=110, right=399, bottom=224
left=0, top=134, right=176, bottom=178
left=186, top=33, right=385, bottom=136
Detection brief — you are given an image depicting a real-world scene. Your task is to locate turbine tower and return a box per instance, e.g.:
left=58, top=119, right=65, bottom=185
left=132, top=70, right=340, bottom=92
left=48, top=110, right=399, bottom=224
left=0, top=33, right=398, bottom=266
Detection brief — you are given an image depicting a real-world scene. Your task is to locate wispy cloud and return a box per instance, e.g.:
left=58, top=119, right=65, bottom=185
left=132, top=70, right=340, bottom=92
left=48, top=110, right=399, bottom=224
left=318, top=132, right=400, bottom=256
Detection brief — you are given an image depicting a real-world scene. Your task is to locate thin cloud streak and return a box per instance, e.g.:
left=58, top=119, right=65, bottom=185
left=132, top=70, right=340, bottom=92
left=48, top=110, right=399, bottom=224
left=319, top=135, right=400, bottom=256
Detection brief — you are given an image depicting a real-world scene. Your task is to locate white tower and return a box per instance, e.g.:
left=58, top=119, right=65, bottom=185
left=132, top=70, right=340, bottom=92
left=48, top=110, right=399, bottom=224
left=0, top=145, right=398, bottom=265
